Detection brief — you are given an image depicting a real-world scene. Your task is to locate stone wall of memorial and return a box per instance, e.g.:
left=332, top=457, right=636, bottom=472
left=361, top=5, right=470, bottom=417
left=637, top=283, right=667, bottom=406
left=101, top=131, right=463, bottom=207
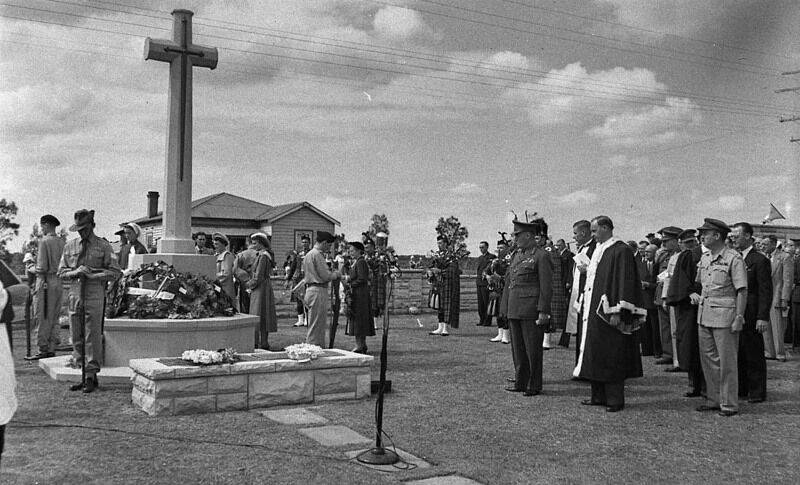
left=271, top=269, right=479, bottom=317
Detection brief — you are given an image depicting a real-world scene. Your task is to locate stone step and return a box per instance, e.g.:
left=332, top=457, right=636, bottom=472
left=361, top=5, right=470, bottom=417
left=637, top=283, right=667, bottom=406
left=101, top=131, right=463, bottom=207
left=38, top=355, right=133, bottom=384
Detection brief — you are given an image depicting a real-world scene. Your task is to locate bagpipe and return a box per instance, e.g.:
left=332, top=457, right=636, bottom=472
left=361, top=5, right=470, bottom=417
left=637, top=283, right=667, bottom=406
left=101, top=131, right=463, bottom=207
left=426, top=249, right=456, bottom=310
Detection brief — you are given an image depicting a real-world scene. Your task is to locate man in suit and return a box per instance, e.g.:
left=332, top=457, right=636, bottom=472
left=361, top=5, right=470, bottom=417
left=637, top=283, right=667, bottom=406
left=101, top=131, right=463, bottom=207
left=789, top=242, right=800, bottom=348
left=555, top=238, right=574, bottom=347
left=475, top=241, right=496, bottom=326
left=499, top=218, right=553, bottom=396
left=730, top=222, right=772, bottom=403
left=762, top=235, right=793, bottom=361
left=638, top=244, right=660, bottom=357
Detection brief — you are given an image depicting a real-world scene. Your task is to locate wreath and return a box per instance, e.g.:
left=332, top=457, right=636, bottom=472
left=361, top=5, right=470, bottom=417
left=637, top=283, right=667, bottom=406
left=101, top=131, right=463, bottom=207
left=106, top=261, right=237, bottom=319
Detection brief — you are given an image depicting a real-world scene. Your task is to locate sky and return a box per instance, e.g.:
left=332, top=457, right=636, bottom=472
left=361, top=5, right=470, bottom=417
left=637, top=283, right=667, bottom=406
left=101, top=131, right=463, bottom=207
left=2, top=0, right=800, bottom=255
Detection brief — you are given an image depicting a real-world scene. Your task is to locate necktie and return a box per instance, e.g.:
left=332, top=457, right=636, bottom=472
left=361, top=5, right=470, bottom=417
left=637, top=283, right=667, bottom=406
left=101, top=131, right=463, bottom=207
left=78, top=238, right=89, bottom=267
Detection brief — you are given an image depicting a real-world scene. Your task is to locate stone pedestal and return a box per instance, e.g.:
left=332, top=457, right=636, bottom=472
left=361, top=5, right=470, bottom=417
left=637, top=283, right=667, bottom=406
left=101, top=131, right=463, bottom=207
left=130, top=349, right=373, bottom=416
left=104, top=314, right=257, bottom=367
left=129, top=253, right=216, bottom=279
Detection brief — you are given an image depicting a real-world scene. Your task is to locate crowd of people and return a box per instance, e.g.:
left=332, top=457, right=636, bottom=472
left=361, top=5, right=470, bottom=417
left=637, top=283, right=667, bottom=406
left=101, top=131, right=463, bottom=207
left=436, top=215, right=796, bottom=416
left=9, top=207, right=799, bottom=417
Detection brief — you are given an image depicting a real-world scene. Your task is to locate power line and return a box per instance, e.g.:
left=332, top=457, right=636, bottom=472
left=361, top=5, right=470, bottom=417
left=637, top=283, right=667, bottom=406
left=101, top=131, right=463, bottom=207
left=370, top=0, right=780, bottom=77
left=498, top=0, right=795, bottom=63
left=3, top=1, right=788, bottom=121
left=37, top=0, right=788, bottom=114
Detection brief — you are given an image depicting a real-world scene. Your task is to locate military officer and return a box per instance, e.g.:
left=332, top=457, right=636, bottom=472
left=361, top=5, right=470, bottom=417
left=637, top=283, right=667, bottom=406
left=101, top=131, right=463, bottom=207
left=27, top=214, right=66, bottom=360
left=57, top=210, right=121, bottom=393
left=499, top=218, right=553, bottom=396
left=695, top=218, right=747, bottom=417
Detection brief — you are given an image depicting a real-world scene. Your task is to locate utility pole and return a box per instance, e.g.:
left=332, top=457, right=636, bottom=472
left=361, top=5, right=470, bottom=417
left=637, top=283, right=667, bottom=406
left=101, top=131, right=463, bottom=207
left=777, top=70, right=800, bottom=144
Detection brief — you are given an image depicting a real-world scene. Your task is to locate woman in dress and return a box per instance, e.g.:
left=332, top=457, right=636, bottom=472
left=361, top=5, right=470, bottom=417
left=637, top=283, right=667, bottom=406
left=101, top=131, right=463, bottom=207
left=212, top=232, right=237, bottom=310
left=342, top=242, right=373, bottom=353
left=246, top=232, right=278, bottom=350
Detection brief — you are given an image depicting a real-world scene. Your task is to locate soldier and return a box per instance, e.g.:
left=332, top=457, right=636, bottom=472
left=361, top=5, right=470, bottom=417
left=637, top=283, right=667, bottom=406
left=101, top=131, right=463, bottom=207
left=26, top=215, right=66, bottom=360
left=655, top=226, right=682, bottom=367
left=499, top=218, right=553, bottom=397
left=57, top=210, right=121, bottom=393
left=695, top=218, right=747, bottom=417
left=286, top=234, right=311, bottom=327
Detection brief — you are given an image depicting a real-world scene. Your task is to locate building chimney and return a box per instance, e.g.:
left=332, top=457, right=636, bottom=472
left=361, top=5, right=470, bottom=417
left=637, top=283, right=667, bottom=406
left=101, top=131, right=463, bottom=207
left=147, top=191, right=159, bottom=218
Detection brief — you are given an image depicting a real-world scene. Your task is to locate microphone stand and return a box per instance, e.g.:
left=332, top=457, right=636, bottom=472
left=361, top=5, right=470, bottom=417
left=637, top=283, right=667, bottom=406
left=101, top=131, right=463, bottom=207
left=356, top=272, right=399, bottom=465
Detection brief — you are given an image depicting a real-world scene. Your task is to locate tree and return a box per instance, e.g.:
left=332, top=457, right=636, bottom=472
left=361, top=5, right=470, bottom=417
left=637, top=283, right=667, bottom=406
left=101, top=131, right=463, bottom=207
left=435, top=216, right=470, bottom=259
left=364, top=214, right=390, bottom=240
left=0, top=199, right=20, bottom=260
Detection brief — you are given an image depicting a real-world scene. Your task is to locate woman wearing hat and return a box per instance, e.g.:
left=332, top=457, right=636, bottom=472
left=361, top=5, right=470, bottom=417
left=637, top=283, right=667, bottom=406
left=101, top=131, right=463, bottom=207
left=342, top=241, right=374, bottom=353
left=212, top=233, right=237, bottom=308
left=246, top=233, right=278, bottom=350
left=123, top=223, right=147, bottom=270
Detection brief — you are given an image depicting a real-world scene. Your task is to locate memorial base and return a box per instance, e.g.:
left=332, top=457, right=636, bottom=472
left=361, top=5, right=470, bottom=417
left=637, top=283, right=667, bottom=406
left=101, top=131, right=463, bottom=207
left=104, top=314, right=257, bottom=367
left=130, top=349, right=374, bottom=416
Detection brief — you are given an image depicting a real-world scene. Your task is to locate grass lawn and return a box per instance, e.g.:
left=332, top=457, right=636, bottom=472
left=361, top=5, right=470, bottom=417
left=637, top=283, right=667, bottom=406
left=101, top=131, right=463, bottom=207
left=2, top=312, right=799, bottom=484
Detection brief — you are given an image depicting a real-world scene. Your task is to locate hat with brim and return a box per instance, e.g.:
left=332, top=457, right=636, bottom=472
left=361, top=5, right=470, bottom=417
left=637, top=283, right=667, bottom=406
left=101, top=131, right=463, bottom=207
left=114, top=229, right=126, bottom=236
left=697, top=218, right=730, bottom=235
left=658, top=226, right=683, bottom=240
left=212, top=232, right=229, bottom=246
left=250, top=232, right=269, bottom=246
left=69, top=209, right=95, bottom=231
left=40, top=214, right=60, bottom=227
left=512, top=218, right=547, bottom=236
left=124, top=222, right=142, bottom=238
left=348, top=241, right=365, bottom=251
left=316, top=231, right=334, bottom=243
left=678, top=229, right=697, bottom=242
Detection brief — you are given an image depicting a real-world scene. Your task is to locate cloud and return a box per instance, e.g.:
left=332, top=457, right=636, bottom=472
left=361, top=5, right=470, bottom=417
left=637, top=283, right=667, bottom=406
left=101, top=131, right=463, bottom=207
left=450, top=182, right=484, bottom=195
left=552, top=190, right=598, bottom=207
left=608, top=154, right=648, bottom=167
left=587, top=97, right=701, bottom=147
left=0, top=84, right=95, bottom=138
left=699, top=195, right=745, bottom=212
left=373, top=6, right=429, bottom=40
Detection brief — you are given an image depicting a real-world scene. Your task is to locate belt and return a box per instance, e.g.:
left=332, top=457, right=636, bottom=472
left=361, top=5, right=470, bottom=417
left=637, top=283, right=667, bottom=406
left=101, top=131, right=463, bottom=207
left=306, top=282, right=327, bottom=287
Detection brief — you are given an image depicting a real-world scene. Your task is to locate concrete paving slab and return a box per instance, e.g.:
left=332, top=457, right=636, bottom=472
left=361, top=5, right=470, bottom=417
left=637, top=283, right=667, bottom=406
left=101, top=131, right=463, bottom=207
left=345, top=447, right=432, bottom=472
left=297, top=425, right=371, bottom=447
left=38, top=355, right=133, bottom=384
left=405, top=475, right=484, bottom=485
left=259, top=408, right=329, bottom=425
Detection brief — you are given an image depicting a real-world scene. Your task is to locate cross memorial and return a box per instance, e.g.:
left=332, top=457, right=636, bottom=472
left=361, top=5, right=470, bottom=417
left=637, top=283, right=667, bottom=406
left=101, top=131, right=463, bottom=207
left=144, top=9, right=217, bottom=254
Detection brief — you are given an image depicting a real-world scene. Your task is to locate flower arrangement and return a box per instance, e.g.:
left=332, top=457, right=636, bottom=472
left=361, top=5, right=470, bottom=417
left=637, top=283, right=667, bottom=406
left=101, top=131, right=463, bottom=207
left=181, top=348, right=238, bottom=365
left=106, top=261, right=237, bottom=319
left=285, top=343, right=324, bottom=362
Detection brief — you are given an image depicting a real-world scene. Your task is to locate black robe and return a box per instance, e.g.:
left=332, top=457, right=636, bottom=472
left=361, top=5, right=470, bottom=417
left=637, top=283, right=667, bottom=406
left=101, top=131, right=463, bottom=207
left=575, top=240, right=645, bottom=382
left=666, top=246, right=703, bottom=371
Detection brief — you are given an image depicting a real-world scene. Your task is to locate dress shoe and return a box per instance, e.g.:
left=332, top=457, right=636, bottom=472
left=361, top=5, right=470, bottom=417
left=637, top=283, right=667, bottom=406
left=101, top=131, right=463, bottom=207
left=696, top=404, right=720, bottom=412
left=718, top=410, right=738, bottom=417
left=428, top=331, right=441, bottom=335
left=747, top=397, right=765, bottom=404
left=684, top=391, right=703, bottom=398
left=440, top=332, right=449, bottom=336
left=664, top=366, right=684, bottom=373
left=654, top=357, right=672, bottom=365
left=83, top=376, right=97, bottom=393
left=523, top=390, right=540, bottom=396
left=506, top=377, right=516, bottom=383
left=605, top=405, right=624, bottom=412
left=24, top=352, right=55, bottom=361
left=571, top=376, right=588, bottom=382
left=581, top=399, right=605, bottom=406
left=505, top=387, right=525, bottom=393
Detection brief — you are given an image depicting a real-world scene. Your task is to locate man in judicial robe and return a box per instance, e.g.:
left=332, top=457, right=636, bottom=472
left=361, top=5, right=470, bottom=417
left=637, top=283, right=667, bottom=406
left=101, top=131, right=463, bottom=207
left=730, top=222, right=772, bottom=403
left=575, top=215, right=645, bottom=412
left=665, top=229, right=705, bottom=397
left=564, top=220, right=596, bottom=365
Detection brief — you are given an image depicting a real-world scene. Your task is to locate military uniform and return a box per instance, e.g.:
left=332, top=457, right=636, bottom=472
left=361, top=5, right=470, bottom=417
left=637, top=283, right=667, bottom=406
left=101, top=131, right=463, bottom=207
left=33, top=233, right=65, bottom=356
left=696, top=221, right=747, bottom=414
left=57, top=211, right=121, bottom=383
left=500, top=220, right=553, bottom=396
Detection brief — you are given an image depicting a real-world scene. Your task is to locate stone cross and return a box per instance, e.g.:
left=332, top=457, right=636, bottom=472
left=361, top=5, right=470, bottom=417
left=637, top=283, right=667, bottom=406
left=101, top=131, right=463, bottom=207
left=144, top=9, right=217, bottom=254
